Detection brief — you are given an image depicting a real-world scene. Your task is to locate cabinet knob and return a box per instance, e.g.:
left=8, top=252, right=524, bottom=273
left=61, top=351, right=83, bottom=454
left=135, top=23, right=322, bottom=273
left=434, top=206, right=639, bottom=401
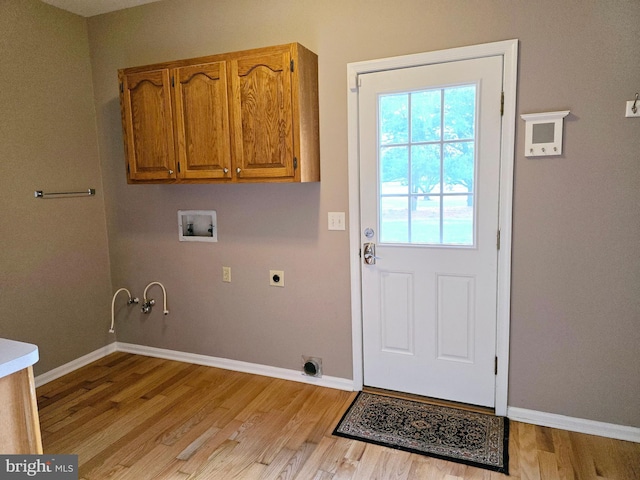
left=223, top=168, right=229, bottom=174
left=236, top=167, right=241, bottom=174
left=168, top=169, right=174, bottom=175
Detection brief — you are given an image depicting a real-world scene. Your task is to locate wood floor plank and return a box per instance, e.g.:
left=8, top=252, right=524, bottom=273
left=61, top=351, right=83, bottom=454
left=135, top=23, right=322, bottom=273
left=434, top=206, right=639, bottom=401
left=538, top=451, right=560, bottom=480
left=257, top=446, right=298, bottom=480
left=618, top=438, right=640, bottom=479
left=73, top=388, right=189, bottom=471
left=175, top=425, right=221, bottom=461
left=332, top=439, right=367, bottom=479
left=290, top=435, right=337, bottom=479
left=174, top=419, right=244, bottom=476
left=90, top=390, right=213, bottom=471
left=318, top=436, right=353, bottom=475
left=464, top=465, right=492, bottom=480
left=550, top=429, right=575, bottom=480
left=508, top=420, right=522, bottom=478
left=187, top=438, right=239, bottom=479
left=518, top=421, right=542, bottom=480
left=267, top=441, right=316, bottom=480
left=39, top=384, right=109, bottom=431
left=37, top=353, right=640, bottom=480
left=347, top=442, right=386, bottom=479
left=536, top=426, right=556, bottom=454
left=370, top=448, right=412, bottom=479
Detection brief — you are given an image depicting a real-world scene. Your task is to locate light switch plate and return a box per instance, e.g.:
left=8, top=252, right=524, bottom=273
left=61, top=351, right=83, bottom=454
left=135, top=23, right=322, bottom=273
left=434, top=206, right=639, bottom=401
left=328, top=212, right=346, bottom=231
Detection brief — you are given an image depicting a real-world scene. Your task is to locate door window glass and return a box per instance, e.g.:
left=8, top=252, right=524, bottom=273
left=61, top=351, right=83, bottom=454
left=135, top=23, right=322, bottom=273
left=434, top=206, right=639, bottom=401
left=379, top=85, right=477, bottom=246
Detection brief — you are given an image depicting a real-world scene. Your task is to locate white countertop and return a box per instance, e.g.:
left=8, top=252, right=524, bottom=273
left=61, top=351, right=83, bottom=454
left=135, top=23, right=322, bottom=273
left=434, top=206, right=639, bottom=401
left=0, top=338, right=39, bottom=379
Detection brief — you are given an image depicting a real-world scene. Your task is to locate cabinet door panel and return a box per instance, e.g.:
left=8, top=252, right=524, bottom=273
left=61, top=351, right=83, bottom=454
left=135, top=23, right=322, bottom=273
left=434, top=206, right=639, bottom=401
left=230, top=51, right=294, bottom=179
left=174, top=62, right=232, bottom=180
left=121, top=69, right=176, bottom=181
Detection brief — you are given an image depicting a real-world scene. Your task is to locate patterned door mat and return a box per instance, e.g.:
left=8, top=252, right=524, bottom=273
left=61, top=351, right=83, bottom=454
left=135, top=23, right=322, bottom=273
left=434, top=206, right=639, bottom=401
left=333, top=392, right=509, bottom=474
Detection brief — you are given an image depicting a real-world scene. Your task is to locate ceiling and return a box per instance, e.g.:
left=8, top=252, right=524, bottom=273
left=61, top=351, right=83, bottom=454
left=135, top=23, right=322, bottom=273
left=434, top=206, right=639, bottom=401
left=40, top=0, right=163, bottom=17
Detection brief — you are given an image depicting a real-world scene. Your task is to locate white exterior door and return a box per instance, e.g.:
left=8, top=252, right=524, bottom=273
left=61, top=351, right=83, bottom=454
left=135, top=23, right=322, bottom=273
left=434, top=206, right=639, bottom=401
left=359, top=55, right=503, bottom=408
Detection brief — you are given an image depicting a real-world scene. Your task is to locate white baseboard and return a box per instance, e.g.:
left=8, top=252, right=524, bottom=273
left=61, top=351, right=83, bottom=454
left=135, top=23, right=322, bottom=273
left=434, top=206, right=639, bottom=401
left=36, top=342, right=354, bottom=392
left=115, top=342, right=355, bottom=392
left=34, top=343, right=117, bottom=388
left=35, top=344, right=638, bottom=443
left=508, top=407, right=640, bottom=443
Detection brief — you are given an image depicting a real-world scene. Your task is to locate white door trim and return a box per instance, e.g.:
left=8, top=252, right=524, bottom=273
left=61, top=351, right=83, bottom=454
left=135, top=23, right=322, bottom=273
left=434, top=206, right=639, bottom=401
left=347, top=39, right=518, bottom=416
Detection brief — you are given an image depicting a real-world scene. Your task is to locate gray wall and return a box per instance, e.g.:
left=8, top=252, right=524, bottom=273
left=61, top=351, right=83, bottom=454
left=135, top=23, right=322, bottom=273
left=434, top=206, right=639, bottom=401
left=3, top=0, right=638, bottom=429
left=0, top=1, right=113, bottom=374
left=87, top=0, right=640, bottom=428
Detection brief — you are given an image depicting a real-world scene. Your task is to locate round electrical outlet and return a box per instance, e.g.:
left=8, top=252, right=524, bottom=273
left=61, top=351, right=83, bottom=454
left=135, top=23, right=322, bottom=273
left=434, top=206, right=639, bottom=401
left=269, top=270, right=285, bottom=287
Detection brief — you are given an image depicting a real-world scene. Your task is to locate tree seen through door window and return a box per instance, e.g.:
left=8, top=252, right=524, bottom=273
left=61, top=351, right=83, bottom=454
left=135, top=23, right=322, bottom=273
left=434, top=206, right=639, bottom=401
left=379, top=85, right=476, bottom=245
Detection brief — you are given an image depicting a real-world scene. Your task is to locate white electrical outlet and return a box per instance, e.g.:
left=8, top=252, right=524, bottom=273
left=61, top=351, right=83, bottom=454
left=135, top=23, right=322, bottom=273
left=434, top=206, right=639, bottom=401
left=222, top=266, right=231, bottom=283
left=269, top=270, right=284, bottom=287
left=625, top=100, right=640, bottom=118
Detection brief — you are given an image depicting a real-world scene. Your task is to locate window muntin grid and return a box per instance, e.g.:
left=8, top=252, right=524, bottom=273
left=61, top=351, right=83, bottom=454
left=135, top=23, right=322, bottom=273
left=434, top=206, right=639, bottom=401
left=378, top=85, right=477, bottom=246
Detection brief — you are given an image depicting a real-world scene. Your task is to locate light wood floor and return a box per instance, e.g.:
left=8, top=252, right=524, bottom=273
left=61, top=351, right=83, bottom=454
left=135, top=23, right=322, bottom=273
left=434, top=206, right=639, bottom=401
left=37, top=353, right=639, bottom=479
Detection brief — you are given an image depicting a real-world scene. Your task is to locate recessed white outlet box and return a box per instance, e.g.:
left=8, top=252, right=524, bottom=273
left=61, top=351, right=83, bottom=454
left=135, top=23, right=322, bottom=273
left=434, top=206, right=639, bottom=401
left=269, top=270, right=284, bottom=287
left=625, top=100, right=640, bottom=118
left=328, top=212, right=346, bottom=231
left=222, top=266, right=231, bottom=283
left=178, top=210, right=217, bottom=242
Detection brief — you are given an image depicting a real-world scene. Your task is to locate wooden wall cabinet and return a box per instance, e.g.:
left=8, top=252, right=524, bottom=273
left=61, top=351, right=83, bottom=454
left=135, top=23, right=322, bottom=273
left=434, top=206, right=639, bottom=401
left=118, top=43, right=319, bottom=184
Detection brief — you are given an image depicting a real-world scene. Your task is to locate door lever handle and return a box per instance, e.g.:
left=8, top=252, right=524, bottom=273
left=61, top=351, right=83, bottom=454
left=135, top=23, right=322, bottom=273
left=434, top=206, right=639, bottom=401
left=363, top=242, right=380, bottom=265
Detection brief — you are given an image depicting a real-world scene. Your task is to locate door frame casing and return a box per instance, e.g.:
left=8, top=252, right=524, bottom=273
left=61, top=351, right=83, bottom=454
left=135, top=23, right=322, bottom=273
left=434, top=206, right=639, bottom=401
left=347, top=39, right=518, bottom=416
